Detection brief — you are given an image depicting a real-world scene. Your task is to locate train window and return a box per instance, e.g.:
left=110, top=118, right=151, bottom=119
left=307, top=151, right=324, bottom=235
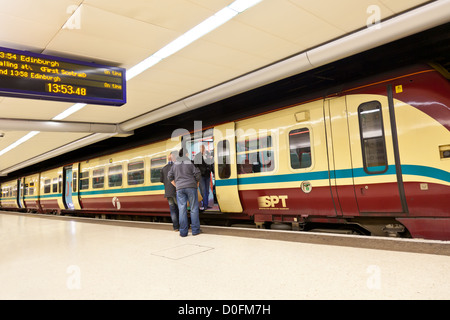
left=79, top=171, right=89, bottom=190
left=237, top=135, right=274, bottom=174
left=289, top=128, right=312, bottom=169
left=29, top=182, right=35, bottom=196
left=128, top=161, right=144, bottom=185
left=73, top=172, right=77, bottom=192
left=44, top=179, right=51, bottom=194
left=217, top=140, right=231, bottom=179
left=52, top=178, right=58, bottom=193
left=150, top=156, right=166, bottom=183
left=237, top=135, right=272, bottom=152
left=108, top=165, right=123, bottom=188
left=358, top=101, right=388, bottom=174
left=92, top=168, right=105, bottom=189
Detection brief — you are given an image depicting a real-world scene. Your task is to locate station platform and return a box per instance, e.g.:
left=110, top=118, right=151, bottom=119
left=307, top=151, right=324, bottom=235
left=0, top=211, right=449, bottom=300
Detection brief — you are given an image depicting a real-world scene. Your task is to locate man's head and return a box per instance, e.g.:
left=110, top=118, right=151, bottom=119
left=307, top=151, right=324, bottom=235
left=169, top=150, right=178, bottom=162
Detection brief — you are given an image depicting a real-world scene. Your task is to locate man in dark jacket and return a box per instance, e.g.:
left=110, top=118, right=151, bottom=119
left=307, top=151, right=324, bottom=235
left=160, top=151, right=179, bottom=231
left=168, top=148, right=201, bottom=237
left=194, top=145, right=212, bottom=211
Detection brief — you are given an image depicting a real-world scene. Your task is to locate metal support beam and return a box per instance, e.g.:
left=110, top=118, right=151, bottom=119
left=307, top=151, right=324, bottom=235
left=0, top=118, right=133, bottom=136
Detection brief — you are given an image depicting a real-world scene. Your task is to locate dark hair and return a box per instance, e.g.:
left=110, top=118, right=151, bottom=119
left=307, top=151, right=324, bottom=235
left=179, top=148, right=186, bottom=157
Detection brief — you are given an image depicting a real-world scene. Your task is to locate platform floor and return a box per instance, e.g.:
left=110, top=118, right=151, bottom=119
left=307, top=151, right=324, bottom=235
left=0, top=212, right=449, bottom=300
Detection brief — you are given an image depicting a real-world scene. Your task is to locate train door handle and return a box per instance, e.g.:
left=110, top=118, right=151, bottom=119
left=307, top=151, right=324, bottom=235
left=360, top=186, right=368, bottom=195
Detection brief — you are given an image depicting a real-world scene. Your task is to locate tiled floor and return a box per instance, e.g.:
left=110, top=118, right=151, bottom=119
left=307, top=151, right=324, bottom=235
left=1, top=212, right=449, bottom=300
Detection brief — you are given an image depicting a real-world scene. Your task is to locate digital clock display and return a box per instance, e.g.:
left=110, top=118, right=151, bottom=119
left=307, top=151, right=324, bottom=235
left=0, top=47, right=126, bottom=106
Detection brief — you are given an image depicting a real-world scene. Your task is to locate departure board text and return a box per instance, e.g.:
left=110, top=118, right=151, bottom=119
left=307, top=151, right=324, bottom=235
left=0, top=47, right=126, bottom=106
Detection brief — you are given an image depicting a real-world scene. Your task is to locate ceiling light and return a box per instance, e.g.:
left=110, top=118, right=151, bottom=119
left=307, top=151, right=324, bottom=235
left=126, top=56, right=162, bottom=81
left=229, top=0, right=263, bottom=13
left=0, top=131, right=40, bottom=157
left=126, top=0, right=263, bottom=81
left=52, top=103, right=87, bottom=120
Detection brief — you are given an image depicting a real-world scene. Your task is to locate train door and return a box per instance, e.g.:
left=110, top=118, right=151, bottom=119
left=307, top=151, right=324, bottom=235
left=186, top=130, right=217, bottom=210
left=213, top=122, right=243, bottom=213
left=71, top=163, right=82, bottom=210
left=17, top=178, right=24, bottom=208
left=63, top=166, right=75, bottom=210
left=331, top=93, right=407, bottom=214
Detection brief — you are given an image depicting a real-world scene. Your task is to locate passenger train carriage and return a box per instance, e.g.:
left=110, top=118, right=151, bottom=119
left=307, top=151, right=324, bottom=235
left=1, top=64, right=449, bottom=240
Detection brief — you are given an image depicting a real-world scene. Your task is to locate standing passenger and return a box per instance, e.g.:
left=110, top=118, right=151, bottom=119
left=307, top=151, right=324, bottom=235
left=160, top=151, right=179, bottom=231
left=168, top=148, right=201, bottom=237
left=194, top=145, right=212, bottom=211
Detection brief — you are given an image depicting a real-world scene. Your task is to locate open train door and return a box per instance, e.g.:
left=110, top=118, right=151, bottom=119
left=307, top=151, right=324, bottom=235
left=213, top=122, right=243, bottom=213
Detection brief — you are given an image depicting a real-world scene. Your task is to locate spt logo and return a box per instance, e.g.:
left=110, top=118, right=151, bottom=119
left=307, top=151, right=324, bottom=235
left=258, top=195, right=288, bottom=210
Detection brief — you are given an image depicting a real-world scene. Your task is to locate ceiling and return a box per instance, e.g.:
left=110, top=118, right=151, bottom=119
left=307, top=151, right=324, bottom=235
left=0, top=0, right=445, bottom=177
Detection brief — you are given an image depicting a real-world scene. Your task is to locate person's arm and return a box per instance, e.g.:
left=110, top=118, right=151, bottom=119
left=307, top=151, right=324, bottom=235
left=168, top=166, right=176, bottom=187
left=193, top=165, right=201, bottom=187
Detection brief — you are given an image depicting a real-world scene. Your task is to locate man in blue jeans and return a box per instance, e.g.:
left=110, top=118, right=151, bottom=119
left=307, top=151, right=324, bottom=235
left=168, top=148, right=201, bottom=237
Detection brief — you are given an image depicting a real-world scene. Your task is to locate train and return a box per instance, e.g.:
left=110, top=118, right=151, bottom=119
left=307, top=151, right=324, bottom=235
left=1, top=63, right=449, bottom=240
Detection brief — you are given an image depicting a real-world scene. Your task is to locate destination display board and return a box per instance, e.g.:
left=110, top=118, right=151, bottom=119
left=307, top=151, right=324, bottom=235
left=0, top=47, right=126, bottom=106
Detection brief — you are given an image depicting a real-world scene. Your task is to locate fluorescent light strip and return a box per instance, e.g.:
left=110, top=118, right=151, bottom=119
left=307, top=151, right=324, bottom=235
left=0, top=0, right=262, bottom=157
left=126, top=0, right=263, bottom=81
left=52, top=103, right=87, bottom=120
left=0, top=131, right=40, bottom=157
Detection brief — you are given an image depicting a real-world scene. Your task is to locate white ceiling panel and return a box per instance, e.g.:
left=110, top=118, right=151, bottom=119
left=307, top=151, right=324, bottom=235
left=0, top=97, right=74, bottom=120
left=380, top=0, right=433, bottom=13
left=235, top=0, right=343, bottom=48
left=0, top=13, right=60, bottom=49
left=201, top=19, right=303, bottom=61
left=0, top=0, right=82, bottom=50
left=289, top=0, right=394, bottom=32
left=85, top=0, right=234, bottom=32
left=0, top=131, right=90, bottom=170
left=0, top=0, right=82, bottom=23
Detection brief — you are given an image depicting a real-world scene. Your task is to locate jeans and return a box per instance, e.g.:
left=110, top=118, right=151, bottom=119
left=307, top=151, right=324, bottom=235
left=167, top=197, right=179, bottom=230
left=176, top=187, right=200, bottom=237
left=198, top=175, right=210, bottom=209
